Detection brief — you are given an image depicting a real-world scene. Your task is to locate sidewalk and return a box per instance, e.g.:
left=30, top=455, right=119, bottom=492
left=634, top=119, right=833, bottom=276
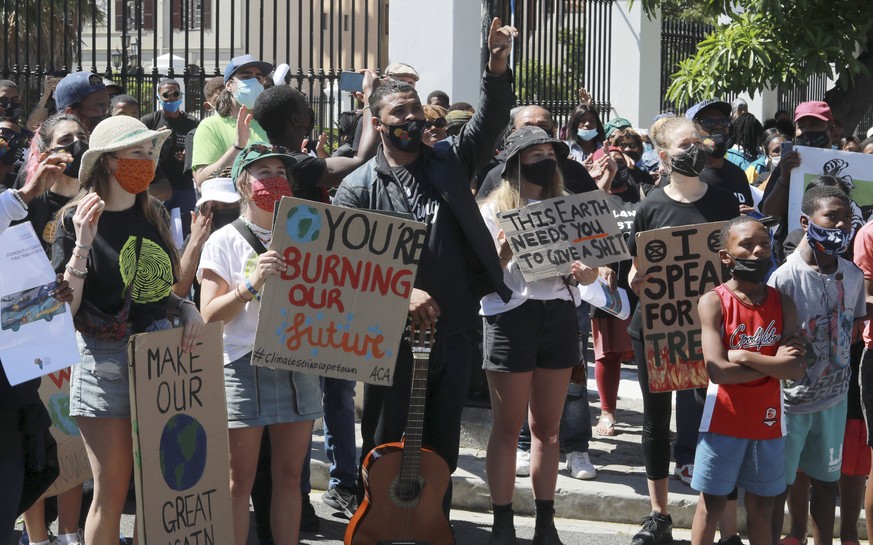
left=308, top=361, right=867, bottom=538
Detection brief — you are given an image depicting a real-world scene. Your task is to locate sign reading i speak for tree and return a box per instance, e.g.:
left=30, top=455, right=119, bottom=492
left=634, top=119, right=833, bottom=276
left=253, top=197, right=427, bottom=386
left=636, top=221, right=730, bottom=392
left=128, top=323, right=233, bottom=545
left=497, top=191, right=630, bottom=282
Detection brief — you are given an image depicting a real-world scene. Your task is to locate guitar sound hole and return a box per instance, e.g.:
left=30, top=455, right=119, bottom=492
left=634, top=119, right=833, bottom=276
left=394, top=480, right=421, bottom=502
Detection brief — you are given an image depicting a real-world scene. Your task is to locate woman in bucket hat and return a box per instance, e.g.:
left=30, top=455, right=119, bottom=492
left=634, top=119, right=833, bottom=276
left=478, top=126, right=598, bottom=545
left=51, top=115, right=205, bottom=545
left=198, top=143, right=322, bottom=545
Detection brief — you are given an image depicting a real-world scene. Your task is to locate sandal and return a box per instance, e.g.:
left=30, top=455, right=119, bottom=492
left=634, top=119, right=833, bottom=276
left=596, top=416, right=615, bottom=436
left=778, top=536, right=807, bottom=545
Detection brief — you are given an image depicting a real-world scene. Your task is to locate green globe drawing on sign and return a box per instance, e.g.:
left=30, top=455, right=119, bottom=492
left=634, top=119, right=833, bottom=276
left=159, top=413, right=207, bottom=491
left=286, top=205, right=321, bottom=243
left=47, top=393, right=79, bottom=436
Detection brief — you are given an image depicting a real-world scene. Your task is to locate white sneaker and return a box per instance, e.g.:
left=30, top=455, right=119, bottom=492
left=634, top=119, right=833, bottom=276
left=515, top=450, right=531, bottom=477
left=565, top=451, right=597, bottom=480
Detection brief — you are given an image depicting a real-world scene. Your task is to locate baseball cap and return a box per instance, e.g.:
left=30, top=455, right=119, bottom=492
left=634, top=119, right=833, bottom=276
left=55, top=72, right=106, bottom=111
left=794, top=101, right=833, bottom=123
left=604, top=117, right=632, bottom=139
left=231, top=142, right=299, bottom=187
left=685, top=99, right=731, bottom=121
left=445, top=110, right=473, bottom=133
left=384, top=63, right=420, bottom=82
left=223, top=54, right=274, bottom=84
left=196, top=177, right=241, bottom=208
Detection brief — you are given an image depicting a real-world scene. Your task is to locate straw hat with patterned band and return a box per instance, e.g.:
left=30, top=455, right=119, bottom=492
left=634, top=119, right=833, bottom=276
left=78, top=116, right=171, bottom=184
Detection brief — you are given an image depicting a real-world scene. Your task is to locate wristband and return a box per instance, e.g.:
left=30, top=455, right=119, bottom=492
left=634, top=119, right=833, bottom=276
left=75, top=241, right=92, bottom=250
left=245, top=278, right=261, bottom=301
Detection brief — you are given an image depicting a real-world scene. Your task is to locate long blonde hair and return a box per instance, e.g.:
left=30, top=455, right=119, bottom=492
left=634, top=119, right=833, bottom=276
left=57, top=157, right=180, bottom=276
left=481, top=156, right=566, bottom=214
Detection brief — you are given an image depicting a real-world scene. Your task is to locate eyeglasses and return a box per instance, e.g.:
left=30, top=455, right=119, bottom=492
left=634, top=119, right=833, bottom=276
left=425, top=118, right=447, bottom=129
left=160, top=90, right=181, bottom=99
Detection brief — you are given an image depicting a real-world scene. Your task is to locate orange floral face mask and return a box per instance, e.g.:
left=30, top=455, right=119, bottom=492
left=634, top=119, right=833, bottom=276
left=113, top=157, right=155, bottom=194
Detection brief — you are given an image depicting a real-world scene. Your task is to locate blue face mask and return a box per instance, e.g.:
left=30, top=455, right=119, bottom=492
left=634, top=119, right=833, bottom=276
left=234, top=78, right=264, bottom=109
left=804, top=215, right=851, bottom=256
left=577, top=128, right=599, bottom=142
left=160, top=98, right=183, bottom=113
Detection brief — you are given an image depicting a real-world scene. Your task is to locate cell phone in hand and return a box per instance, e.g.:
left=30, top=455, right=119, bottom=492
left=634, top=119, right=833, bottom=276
left=339, top=71, right=364, bottom=93
left=780, top=141, right=793, bottom=156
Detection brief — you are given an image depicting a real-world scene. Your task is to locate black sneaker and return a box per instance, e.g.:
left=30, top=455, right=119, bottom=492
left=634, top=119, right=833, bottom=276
left=717, top=535, right=745, bottom=545
left=322, top=487, right=359, bottom=517
left=631, top=511, right=673, bottom=545
left=300, top=495, right=320, bottom=533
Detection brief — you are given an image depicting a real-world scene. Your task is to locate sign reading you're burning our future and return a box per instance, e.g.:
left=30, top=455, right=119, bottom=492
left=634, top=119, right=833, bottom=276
left=636, top=221, right=730, bottom=392
left=497, top=191, right=630, bottom=282
left=253, top=197, right=427, bottom=386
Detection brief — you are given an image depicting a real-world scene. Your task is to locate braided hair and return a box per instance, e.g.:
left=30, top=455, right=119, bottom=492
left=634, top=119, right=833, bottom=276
left=732, top=112, right=763, bottom=161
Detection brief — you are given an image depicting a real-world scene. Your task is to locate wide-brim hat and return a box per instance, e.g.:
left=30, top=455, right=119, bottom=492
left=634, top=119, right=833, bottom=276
left=78, top=116, right=171, bottom=183
left=231, top=142, right=299, bottom=187
left=500, top=126, right=569, bottom=179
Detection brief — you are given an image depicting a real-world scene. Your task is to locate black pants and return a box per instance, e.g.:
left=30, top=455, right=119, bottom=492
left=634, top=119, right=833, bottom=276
left=358, top=330, right=473, bottom=514
left=631, top=334, right=705, bottom=480
left=0, top=408, right=25, bottom=545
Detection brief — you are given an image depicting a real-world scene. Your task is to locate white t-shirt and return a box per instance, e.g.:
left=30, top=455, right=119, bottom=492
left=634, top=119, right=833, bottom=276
left=197, top=224, right=262, bottom=365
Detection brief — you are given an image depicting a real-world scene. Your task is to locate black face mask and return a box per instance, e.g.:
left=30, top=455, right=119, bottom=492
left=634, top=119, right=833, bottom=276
left=212, top=208, right=240, bottom=230
left=625, top=150, right=642, bottom=162
left=0, top=101, right=22, bottom=120
left=795, top=131, right=830, bottom=149
left=520, top=158, right=558, bottom=187
left=729, top=254, right=771, bottom=284
left=0, top=129, right=23, bottom=166
left=380, top=119, right=426, bottom=152
left=56, top=140, right=88, bottom=178
left=705, top=133, right=732, bottom=159
left=669, top=144, right=707, bottom=177
left=612, top=161, right=630, bottom=189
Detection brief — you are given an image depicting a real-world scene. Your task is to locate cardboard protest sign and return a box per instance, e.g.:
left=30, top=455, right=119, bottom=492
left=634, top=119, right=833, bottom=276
left=497, top=191, right=629, bottom=282
left=39, top=368, right=92, bottom=499
left=636, top=221, right=730, bottom=392
left=253, top=197, right=427, bottom=386
left=129, top=323, right=233, bottom=545
left=0, top=223, right=78, bottom=385
left=786, top=146, right=873, bottom=231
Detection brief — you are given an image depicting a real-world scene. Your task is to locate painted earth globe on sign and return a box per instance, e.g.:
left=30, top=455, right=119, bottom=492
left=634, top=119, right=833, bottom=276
left=159, top=413, right=208, bottom=491
left=47, top=393, right=79, bottom=436
left=286, top=205, right=321, bottom=243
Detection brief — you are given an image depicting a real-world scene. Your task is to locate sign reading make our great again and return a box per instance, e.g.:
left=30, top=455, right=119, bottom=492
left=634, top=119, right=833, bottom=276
left=253, top=197, right=426, bottom=386
left=497, top=191, right=629, bottom=282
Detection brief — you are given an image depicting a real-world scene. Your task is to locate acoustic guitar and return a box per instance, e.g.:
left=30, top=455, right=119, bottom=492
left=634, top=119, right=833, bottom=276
left=344, top=326, right=455, bottom=545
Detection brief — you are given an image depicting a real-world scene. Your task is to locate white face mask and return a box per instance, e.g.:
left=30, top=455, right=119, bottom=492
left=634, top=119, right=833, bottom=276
left=234, top=78, right=264, bottom=109
left=769, top=155, right=781, bottom=168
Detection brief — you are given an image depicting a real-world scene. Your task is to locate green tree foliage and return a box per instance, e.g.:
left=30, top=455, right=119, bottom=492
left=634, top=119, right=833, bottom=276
left=631, top=0, right=873, bottom=129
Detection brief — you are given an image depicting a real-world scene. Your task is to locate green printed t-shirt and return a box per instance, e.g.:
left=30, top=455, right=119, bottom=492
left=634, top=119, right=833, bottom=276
left=191, top=115, right=269, bottom=172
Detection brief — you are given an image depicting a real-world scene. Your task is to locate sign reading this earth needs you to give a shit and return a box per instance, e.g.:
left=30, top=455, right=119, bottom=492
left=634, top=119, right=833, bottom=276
left=497, top=191, right=630, bottom=283
left=253, top=197, right=427, bottom=386
left=129, top=322, right=233, bottom=545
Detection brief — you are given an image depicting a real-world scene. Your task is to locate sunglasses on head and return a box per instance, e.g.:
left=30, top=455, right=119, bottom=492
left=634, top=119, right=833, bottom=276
left=425, top=117, right=447, bottom=129
left=161, top=90, right=181, bottom=99
left=245, top=143, right=293, bottom=156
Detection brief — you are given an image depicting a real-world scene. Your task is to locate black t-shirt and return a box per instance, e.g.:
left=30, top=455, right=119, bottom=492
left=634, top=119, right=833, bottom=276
left=391, top=160, right=441, bottom=224
left=289, top=151, right=328, bottom=203
left=141, top=111, right=199, bottom=191
left=52, top=204, right=176, bottom=333
left=592, top=191, right=639, bottom=319
left=698, top=160, right=753, bottom=208
left=476, top=157, right=599, bottom=201
left=627, top=185, right=740, bottom=337
left=18, top=190, right=72, bottom=254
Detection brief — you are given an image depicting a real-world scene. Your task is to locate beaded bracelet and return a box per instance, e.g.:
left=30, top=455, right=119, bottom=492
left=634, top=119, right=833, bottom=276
left=10, top=189, right=27, bottom=211
left=234, top=283, right=253, bottom=303
left=65, top=264, right=87, bottom=279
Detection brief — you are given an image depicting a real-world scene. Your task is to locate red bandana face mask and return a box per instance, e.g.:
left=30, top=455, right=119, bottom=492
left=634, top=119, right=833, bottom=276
left=114, top=157, right=155, bottom=194
left=250, top=176, right=291, bottom=212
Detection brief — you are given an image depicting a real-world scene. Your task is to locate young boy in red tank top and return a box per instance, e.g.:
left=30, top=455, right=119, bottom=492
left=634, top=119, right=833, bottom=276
left=693, top=216, right=807, bottom=545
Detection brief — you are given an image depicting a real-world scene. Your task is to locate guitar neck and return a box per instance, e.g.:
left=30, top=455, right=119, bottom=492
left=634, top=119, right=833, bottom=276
left=400, top=347, right=430, bottom=482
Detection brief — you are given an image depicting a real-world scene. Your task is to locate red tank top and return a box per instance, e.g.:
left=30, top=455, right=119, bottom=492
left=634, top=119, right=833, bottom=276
left=699, top=284, right=785, bottom=439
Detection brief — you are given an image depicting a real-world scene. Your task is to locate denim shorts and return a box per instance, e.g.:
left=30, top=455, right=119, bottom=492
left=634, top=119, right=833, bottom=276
left=691, top=432, right=786, bottom=497
left=224, top=353, right=323, bottom=429
left=69, top=319, right=171, bottom=419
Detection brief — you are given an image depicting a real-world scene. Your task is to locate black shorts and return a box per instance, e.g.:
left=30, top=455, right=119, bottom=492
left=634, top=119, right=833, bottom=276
left=482, top=298, right=579, bottom=373
left=859, top=346, right=873, bottom=446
